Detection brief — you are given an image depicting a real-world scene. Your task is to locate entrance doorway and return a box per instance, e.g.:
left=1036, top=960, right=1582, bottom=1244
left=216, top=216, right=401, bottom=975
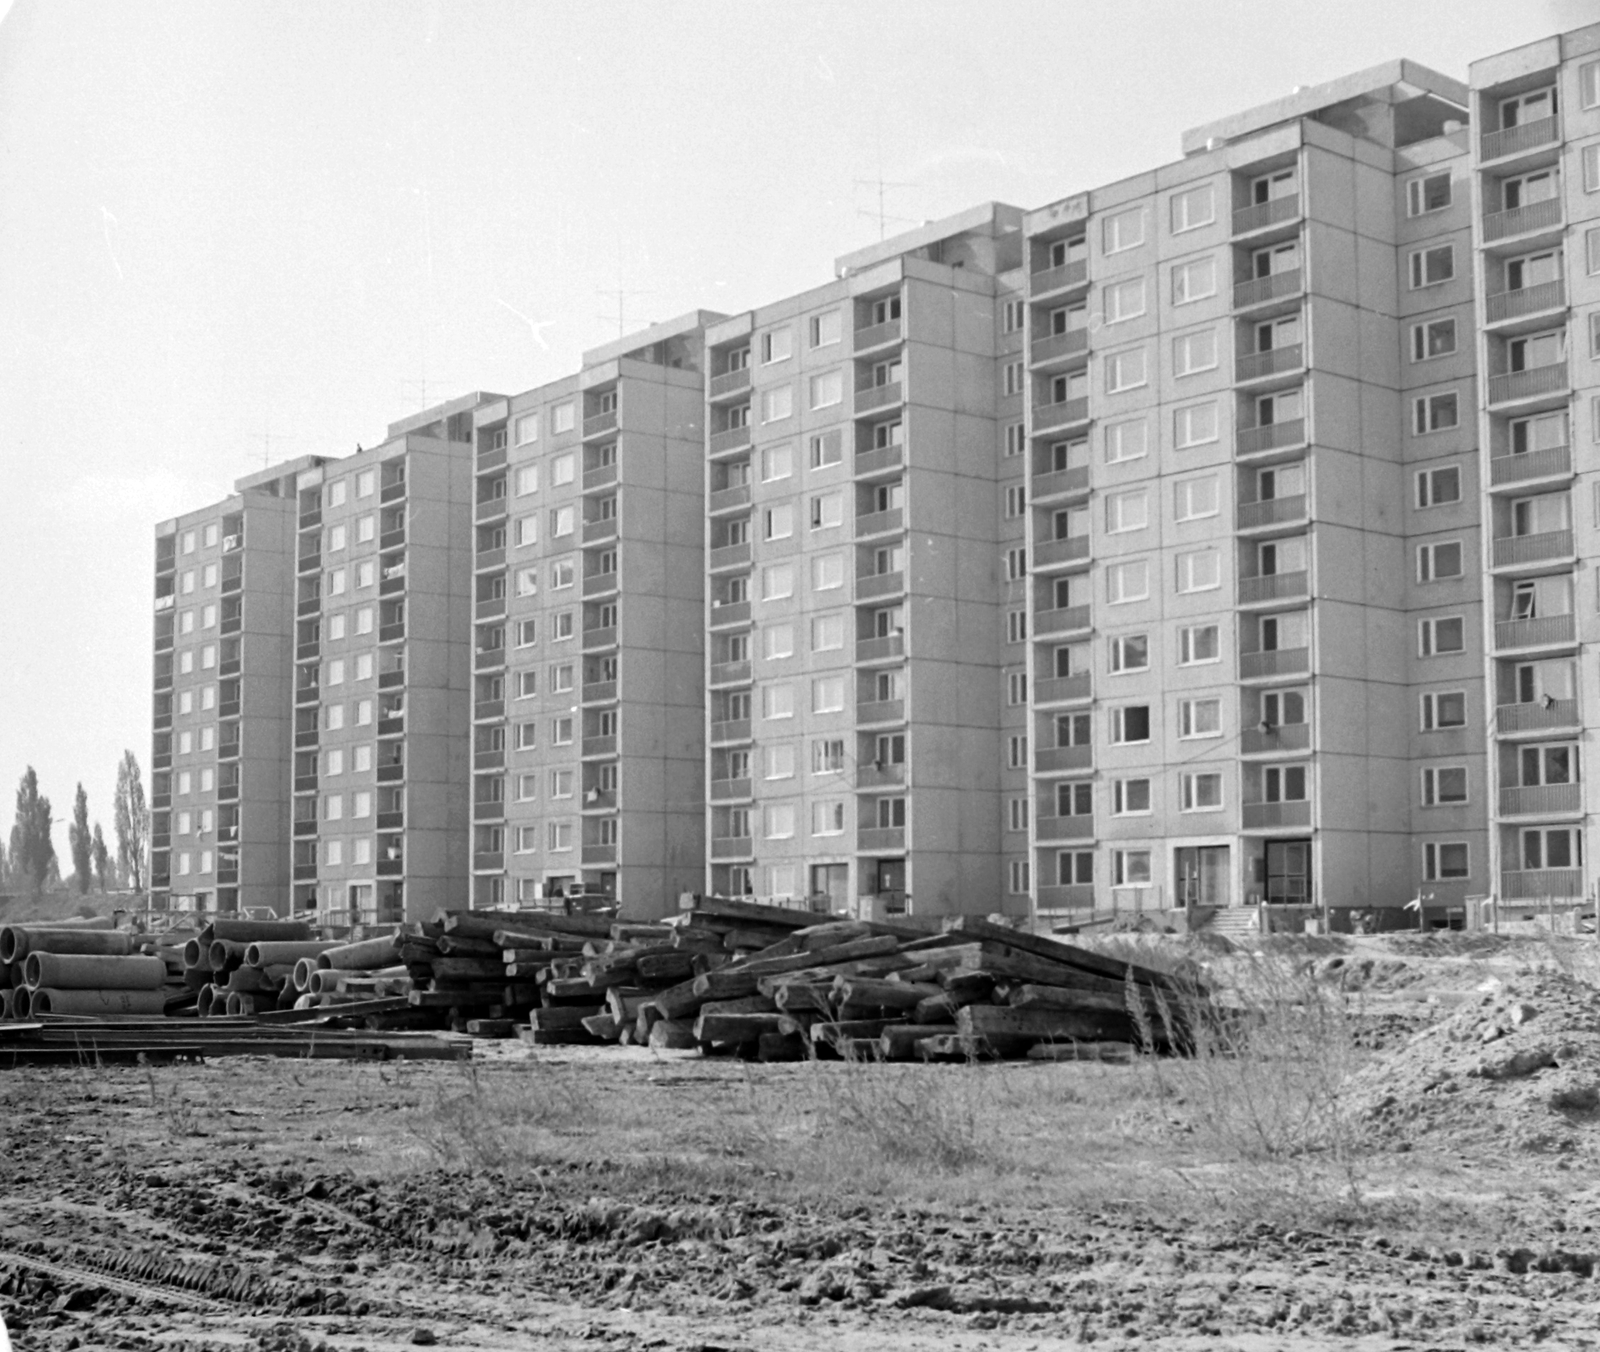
left=1175, top=846, right=1230, bottom=907
left=810, top=863, right=849, bottom=911
left=1265, top=839, right=1312, bottom=905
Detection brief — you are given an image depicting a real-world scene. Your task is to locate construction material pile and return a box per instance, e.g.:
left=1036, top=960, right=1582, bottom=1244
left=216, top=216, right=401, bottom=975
left=0, top=917, right=193, bottom=1019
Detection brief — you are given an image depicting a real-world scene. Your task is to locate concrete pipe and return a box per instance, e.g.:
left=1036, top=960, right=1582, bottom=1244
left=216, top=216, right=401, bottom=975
left=0, top=988, right=14, bottom=1020
left=182, top=939, right=207, bottom=969
left=224, top=966, right=278, bottom=995
left=224, top=991, right=258, bottom=1017
left=210, top=918, right=312, bottom=944
left=29, top=987, right=168, bottom=1017
left=276, top=983, right=300, bottom=1011
left=0, top=961, right=13, bottom=990
left=0, top=927, right=134, bottom=964
left=315, top=933, right=402, bottom=971
left=208, top=940, right=251, bottom=972
left=22, top=952, right=167, bottom=992
left=196, top=983, right=219, bottom=1018
left=292, top=957, right=319, bottom=992
left=293, top=992, right=316, bottom=1010
left=243, top=940, right=340, bottom=968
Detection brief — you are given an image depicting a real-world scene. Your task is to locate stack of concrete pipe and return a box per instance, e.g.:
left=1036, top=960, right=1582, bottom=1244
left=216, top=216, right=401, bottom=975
left=183, top=917, right=337, bottom=1017
left=288, top=931, right=412, bottom=1009
left=0, top=918, right=173, bottom=1018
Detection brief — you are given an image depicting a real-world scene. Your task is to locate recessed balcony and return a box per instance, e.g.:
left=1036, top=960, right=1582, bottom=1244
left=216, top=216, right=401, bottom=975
left=857, top=571, right=905, bottom=601
left=855, top=444, right=904, bottom=479
left=1240, top=647, right=1310, bottom=680
left=709, top=367, right=753, bottom=401
left=1490, top=529, right=1573, bottom=570
left=709, top=835, right=754, bottom=861
left=709, top=660, right=752, bottom=687
left=708, top=484, right=752, bottom=515
left=855, top=381, right=903, bottom=415
left=1485, top=280, right=1566, bottom=326
left=853, top=319, right=903, bottom=353
left=1236, top=495, right=1307, bottom=531
left=1036, top=883, right=1096, bottom=912
left=1494, top=613, right=1575, bottom=651
left=710, top=718, right=752, bottom=745
left=1236, top=418, right=1306, bottom=456
left=856, top=507, right=903, bottom=539
left=583, top=409, right=619, bottom=441
left=582, top=735, right=617, bottom=759
left=1489, top=445, right=1570, bottom=489
left=1034, top=604, right=1091, bottom=637
left=1033, top=672, right=1092, bottom=705
left=1240, top=723, right=1312, bottom=755
left=709, top=425, right=752, bottom=457
left=582, top=570, right=618, bottom=598
left=1035, top=814, right=1093, bottom=842
left=856, top=633, right=904, bottom=663
left=1028, top=259, right=1089, bottom=299
left=1500, top=867, right=1582, bottom=899
left=709, top=600, right=752, bottom=629
left=1235, top=344, right=1303, bottom=383
left=709, top=542, right=752, bottom=572
left=1242, top=800, right=1311, bottom=829
left=1487, top=363, right=1567, bottom=408
left=1496, top=698, right=1580, bottom=734
left=1030, top=328, right=1089, bottom=368
left=582, top=679, right=618, bottom=705
left=583, top=462, right=619, bottom=491
left=1480, top=115, right=1559, bottom=165
left=857, top=698, right=906, bottom=725
left=1034, top=744, right=1092, bottom=773
left=1033, top=536, right=1090, bottom=571
left=709, top=778, right=752, bottom=803
left=1239, top=571, right=1309, bottom=606
left=1482, top=197, right=1562, bottom=244
left=1233, top=269, right=1302, bottom=311
left=474, top=497, right=507, bottom=524
left=857, top=763, right=906, bottom=789
left=1498, top=783, right=1581, bottom=817
left=581, top=625, right=617, bottom=652
left=1031, top=465, right=1090, bottom=502
left=582, top=516, right=618, bottom=546
left=1233, top=195, right=1300, bottom=236
left=1032, top=397, right=1090, bottom=433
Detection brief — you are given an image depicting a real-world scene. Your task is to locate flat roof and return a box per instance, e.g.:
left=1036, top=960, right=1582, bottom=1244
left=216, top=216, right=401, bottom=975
left=581, top=309, right=727, bottom=367
left=385, top=391, right=501, bottom=440
left=834, top=200, right=1024, bottom=276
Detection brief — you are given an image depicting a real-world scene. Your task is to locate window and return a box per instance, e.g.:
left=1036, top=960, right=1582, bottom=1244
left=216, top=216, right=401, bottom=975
left=1003, top=484, right=1026, bottom=518
left=325, top=658, right=344, bottom=686
left=1005, top=547, right=1026, bottom=582
left=1586, top=144, right=1600, bottom=194
left=1104, top=277, right=1145, bottom=323
left=326, top=524, right=347, bottom=553
left=811, top=800, right=845, bottom=836
left=515, top=567, right=538, bottom=598
left=552, top=454, right=575, bottom=486
left=1176, top=549, right=1220, bottom=593
left=549, top=768, right=573, bottom=799
left=514, top=411, right=540, bottom=445
left=762, top=684, right=795, bottom=720
left=1007, top=735, right=1028, bottom=769
left=515, top=618, right=538, bottom=648
left=1104, top=417, right=1147, bottom=463
left=1004, top=796, right=1029, bottom=833
left=1112, top=779, right=1152, bottom=815
left=762, top=328, right=793, bottom=363
left=356, top=515, right=375, bottom=544
left=762, top=563, right=794, bottom=600
left=809, top=430, right=842, bottom=468
left=810, top=311, right=841, bottom=347
left=1106, top=488, right=1148, bottom=534
left=1407, top=172, right=1452, bottom=216
left=809, top=370, right=843, bottom=409
left=1583, top=61, right=1600, bottom=110
left=1418, top=616, right=1465, bottom=656
left=547, top=715, right=572, bottom=745
left=1179, top=698, right=1222, bottom=739
left=515, top=515, right=538, bottom=547
left=1408, top=245, right=1454, bottom=289
left=1107, top=559, right=1149, bottom=604
left=1174, top=401, right=1218, bottom=449
left=1174, top=475, right=1219, bottom=522
left=516, top=669, right=538, bottom=699
left=812, top=676, right=844, bottom=713
left=1410, top=318, right=1457, bottom=362
left=1007, top=670, right=1028, bottom=706
left=1263, top=764, right=1307, bottom=802
left=1103, top=206, right=1144, bottom=254
left=552, top=609, right=574, bottom=640
left=1417, top=541, right=1464, bottom=582
left=1002, top=360, right=1025, bottom=397
left=550, top=557, right=575, bottom=589
left=1105, top=347, right=1147, bottom=393
left=546, top=821, right=573, bottom=852
left=1420, top=691, right=1467, bottom=731
left=1413, top=392, right=1459, bottom=434
left=1521, top=826, right=1583, bottom=871
left=1170, top=183, right=1215, bottom=233
left=1180, top=772, right=1223, bottom=811
left=1173, top=329, right=1217, bottom=376
left=1421, top=766, right=1469, bottom=806
left=1171, top=255, right=1216, bottom=304
left=551, top=403, right=575, bottom=434
left=765, top=504, right=794, bottom=540
left=550, top=505, right=574, bottom=537
left=514, top=465, right=539, bottom=495
left=1416, top=466, right=1461, bottom=508
left=1110, top=705, right=1151, bottom=744
left=761, top=386, right=794, bottom=423
left=755, top=445, right=793, bottom=484
left=764, top=623, right=795, bottom=660
left=812, top=554, right=843, bottom=591
left=1006, top=610, right=1027, bottom=643
left=1423, top=842, right=1469, bottom=881
left=811, top=614, right=843, bottom=651
left=327, top=479, right=347, bottom=508
left=1109, top=633, right=1148, bottom=673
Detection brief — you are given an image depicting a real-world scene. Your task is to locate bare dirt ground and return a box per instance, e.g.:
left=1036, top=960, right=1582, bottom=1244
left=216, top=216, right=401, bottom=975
left=5, top=931, right=1600, bottom=1351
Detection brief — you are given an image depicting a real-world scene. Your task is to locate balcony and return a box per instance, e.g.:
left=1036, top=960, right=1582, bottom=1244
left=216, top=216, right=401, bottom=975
left=154, top=592, right=175, bottom=613
left=154, top=629, right=174, bottom=654
left=1240, top=648, right=1310, bottom=679
left=858, top=826, right=906, bottom=852
left=581, top=625, right=617, bottom=651
left=1488, top=364, right=1567, bottom=407
left=473, top=851, right=504, bottom=873
left=1029, top=259, right=1088, bottom=297
left=219, top=658, right=241, bottom=679
left=710, top=835, right=754, bottom=861
left=855, top=634, right=904, bottom=663
left=709, top=484, right=752, bottom=514
left=1237, top=495, right=1307, bottom=530
left=220, top=570, right=242, bottom=596
left=1239, top=571, right=1309, bottom=605
left=220, top=611, right=242, bottom=637
left=152, top=709, right=172, bottom=731
left=378, top=715, right=404, bottom=738
left=582, top=516, right=618, bottom=545
left=710, top=718, right=752, bottom=745
left=857, top=571, right=905, bottom=601
left=1491, top=529, right=1573, bottom=569
left=1500, top=868, right=1583, bottom=900
left=855, top=507, right=903, bottom=539
left=293, top=774, right=318, bottom=794
left=583, top=679, right=618, bottom=704
left=854, top=319, right=903, bottom=352
left=471, top=796, right=503, bottom=821
left=582, top=842, right=618, bottom=866
left=1233, top=269, right=1302, bottom=310
left=379, top=622, right=406, bottom=644
left=709, top=425, right=753, bottom=456
left=709, top=600, right=752, bottom=628
left=855, top=381, right=902, bottom=414
left=298, top=505, right=322, bottom=530
left=1495, top=613, right=1575, bottom=651
left=1032, top=397, right=1090, bottom=433
left=379, top=667, right=405, bottom=689
left=1033, top=535, right=1090, bottom=569
left=1486, top=279, right=1566, bottom=325
left=1035, top=744, right=1092, bottom=773
left=1490, top=445, right=1571, bottom=488
left=709, top=542, right=752, bottom=572
left=293, top=819, right=317, bottom=839
left=1036, top=883, right=1097, bottom=912
left=1035, top=814, right=1093, bottom=843
left=710, top=660, right=752, bottom=686
left=584, top=409, right=619, bottom=440
left=475, top=747, right=504, bottom=770
left=1241, top=723, right=1312, bottom=755
left=1481, top=115, right=1559, bottom=164
left=1497, top=698, right=1580, bottom=734
left=583, top=462, right=619, bottom=491
left=296, top=639, right=320, bottom=662
left=377, top=857, right=405, bottom=877
left=1032, top=465, right=1090, bottom=501
left=582, top=734, right=617, bottom=759
left=381, top=477, right=406, bottom=505
left=583, top=571, right=618, bottom=599
left=1242, top=800, right=1311, bottom=829
left=151, top=751, right=172, bottom=772
left=377, top=763, right=405, bottom=784
left=297, top=594, right=320, bottom=617
left=475, top=496, right=508, bottom=524
left=1034, top=604, right=1091, bottom=637
left=709, top=368, right=753, bottom=400
left=856, top=698, right=905, bottom=725
left=1033, top=673, right=1092, bottom=704
left=1233, top=195, right=1300, bottom=235
left=1500, top=782, right=1581, bottom=816
left=294, top=726, right=318, bottom=749
left=477, top=444, right=507, bottom=472
left=1030, top=328, right=1089, bottom=366
left=475, top=594, right=507, bottom=621
left=477, top=547, right=506, bottom=573
left=1236, top=418, right=1306, bottom=456
left=217, top=780, right=239, bottom=804
left=380, top=527, right=406, bottom=552
left=710, top=778, right=752, bottom=802
left=376, top=810, right=404, bottom=832
left=1235, top=345, right=1303, bottom=383
left=855, top=443, right=904, bottom=478
left=293, top=863, right=318, bottom=882
left=857, top=763, right=906, bottom=789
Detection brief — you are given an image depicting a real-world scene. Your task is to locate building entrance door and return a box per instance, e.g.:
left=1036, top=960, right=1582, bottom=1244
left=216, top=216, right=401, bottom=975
left=1265, top=839, right=1312, bottom=905
left=809, top=863, right=848, bottom=910
left=1175, top=846, right=1230, bottom=907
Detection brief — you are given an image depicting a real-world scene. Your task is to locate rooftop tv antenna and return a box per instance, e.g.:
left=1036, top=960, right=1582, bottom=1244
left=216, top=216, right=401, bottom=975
left=854, top=173, right=919, bottom=241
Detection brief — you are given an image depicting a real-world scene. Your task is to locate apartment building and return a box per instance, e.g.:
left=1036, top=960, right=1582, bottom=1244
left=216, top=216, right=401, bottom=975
left=703, top=203, right=1022, bottom=918
left=469, top=315, right=714, bottom=919
left=151, top=460, right=315, bottom=914
left=290, top=396, right=483, bottom=927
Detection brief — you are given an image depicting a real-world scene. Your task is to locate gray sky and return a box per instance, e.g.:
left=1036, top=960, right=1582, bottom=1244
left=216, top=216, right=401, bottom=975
left=0, top=0, right=1592, bottom=852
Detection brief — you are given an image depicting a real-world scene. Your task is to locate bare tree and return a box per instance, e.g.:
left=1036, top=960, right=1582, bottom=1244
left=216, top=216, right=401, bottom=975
left=114, top=751, right=149, bottom=894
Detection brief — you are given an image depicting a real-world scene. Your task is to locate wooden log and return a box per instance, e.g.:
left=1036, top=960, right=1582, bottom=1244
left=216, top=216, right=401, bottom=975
left=610, top=923, right=674, bottom=944
left=1003, top=982, right=1130, bottom=1016
left=545, top=975, right=625, bottom=999
left=515, top=1026, right=597, bottom=1046
left=647, top=1018, right=699, bottom=1050
left=634, top=1000, right=663, bottom=1041
left=956, top=1004, right=1134, bottom=1044
left=670, top=926, right=731, bottom=951
left=442, top=910, right=613, bottom=941
left=722, top=927, right=795, bottom=952
left=651, top=976, right=707, bottom=1021
left=693, top=1011, right=786, bottom=1044
left=428, top=956, right=508, bottom=982
left=921, top=942, right=1159, bottom=996
left=636, top=951, right=698, bottom=984
left=434, top=934, right=504, bottom=957
left=580, top=1013, right=621, bottom=1040
left=699, top=994, right=779, bottom=1017
left=770, top=982, right=832, bottom=1013
left=775, top=1012, right=817, bottom=1039
left=810, top=1018, right=896, bottom=1048
left=466, top=1018, right=518, bottom=1038
left=940, top=915, right=1192, bottom=994
left=878, top=1023, right=959, bottom=1060
left=737, top=933, right=901, bottom=977
left=677, top=895, right=818, bottom=930
left=528, top=1004, right=605, bottom=1031
left=604, top=987, right=650, bottom=1022
left=831, top=977, right=941, bottom=1011
left=1026, top=1041, right=1135, bottom=1063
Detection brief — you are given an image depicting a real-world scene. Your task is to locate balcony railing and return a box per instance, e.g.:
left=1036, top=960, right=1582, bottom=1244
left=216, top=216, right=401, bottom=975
left=584, top=410, right=619, bottom=440
left=581, top=625, right=617, bottom=651
left=855, top=507, right=903, bottom=538
left=1240, top=647, right=1310, bottom=679
left=1486, top=279, right=1566, bottom=324
left=583, top=462, right=619, bottom=491
left=1489, top=445, right=1570, bottom=487
left=376, top=810, right=404, bottom=831
left=1030, top=329, right=1089, bottom=365
left=1500, top=867, right=1583, bottom=899
left=1031, top=465, right=1090, bottom=500
left=1035, top=744, right=1092, bottom=773
left=1032, top=397, right=1090, bottom=432
left=709, top=835, right=754, bottom=861
left=1236, top=418, right=1306, bottom=455
left=709, top=542, right=752, bottom=571
left=1033, top=535, right=1090, bottom=569
left=857, top=571, right=905, bottom=600
left=472, top=851, right=504, bottom=873
left=855, top=381, right=902, bottom=414
left=1239, top=571, right=1309, bottom=605
left=1033, top=672, right=1092, bottom=704
left=1029, top=259, right=1088, bottom=296
left=582, top=842, right=618, bottom=865
left=475, top=497, right=508, bottom=523
left=582, top=734, right=618, bottom=759
left=471, top=796, right=503, bottom=821
left=858, top=826, right=906, bottom=852
left=377, top=715, right=404, bottom=738
left=1242, top=800, right=1311, bottom=828
left=380, top=478, right=406, bottom=504
left=710, top=600, right=752, bottom=628
left=1034, top=604, right=1091, bottom=637
left=379, top=622, right=406, bottom=644
left=709, top=778, right=752, bottom=802
left=379, top=668, right=405, bottom=689
left=1481, top=115, right=1559, bottom=163
left=857, top=763, right=906, bottom=789
left=857, top=698, right=906, bottom=725
left=1497, top=698, right=1579, bottom=733
left=474, top=698, right=504, bottom=722
left=1237, top=494, right=1307, bottom=530
left=475, top=594, right=507, bottom=620
left=710, top=718, right=752, bottom=744
left=477, top=547, right=505, bottom=572
left=1035, top=814, right=1093, bottom=842
left=377, top=763, right=405, bottom=784
left=1036, top=883, right=1097, bottom=912
left=583, top=679, right=618, bottom=704
left=582, top=516, right=618, bottom=545
left=1495, top=613, right=1575, bottom=650
left=477, top=445, right=507, bottom=472
left=1491, top=529, right=1572, bottom=569
left=710, top=660, right=752, bottom=686
left=1499, top=782, right=1581, bottom=816
left=709, top=425, right=753, bottom=456
left=855, top=633, right=904, bottom=662
left=709, top=484, right=752, bottom=514
left=709, top=367, right=752, bottom=399
left=1235, top=344, right=1303, bottom=382
left=853, top=319, right=903, bottom=352
left=1232, top=194, right=1300, bottom=235
left=1241, top=723, right=1312, bottom=755
left=1488, top=364, right=1567, bottom=406
left=377, top=857, right=405, bottom=877
left=1233, top=269, right=1302, bottom=310
left=475, top=748, right=504, bottom=770
left=854, top=444, right=904, bottom=477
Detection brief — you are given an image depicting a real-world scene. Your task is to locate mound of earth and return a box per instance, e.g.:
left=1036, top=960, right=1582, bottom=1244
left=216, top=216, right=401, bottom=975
left=1347, top=972, right=1600, bottom=1153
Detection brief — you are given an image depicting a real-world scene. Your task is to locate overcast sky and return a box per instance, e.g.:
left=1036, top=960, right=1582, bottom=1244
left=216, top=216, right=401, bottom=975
left=0, top=0, right=1591, bottom=854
